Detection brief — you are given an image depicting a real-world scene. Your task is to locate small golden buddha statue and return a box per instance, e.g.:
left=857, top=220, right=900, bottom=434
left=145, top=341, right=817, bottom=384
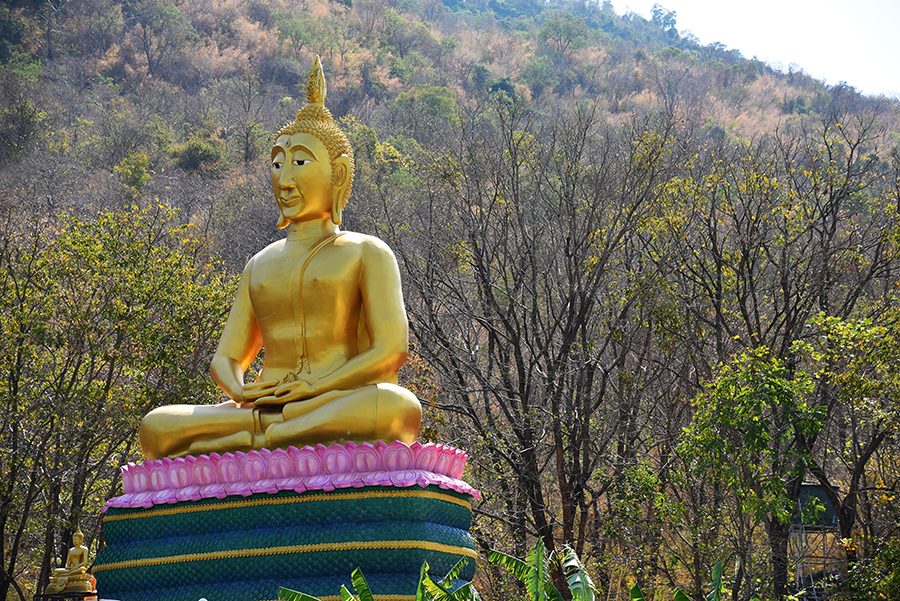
left=48, top=528, right=93, bottom=593
left=140, top=56, right=421, bottom=460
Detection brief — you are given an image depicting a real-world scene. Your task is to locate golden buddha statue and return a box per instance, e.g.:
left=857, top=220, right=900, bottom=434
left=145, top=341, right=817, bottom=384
left=140, top=57, right=421, bottom=460
left=48, top=528, right=93, bottom=593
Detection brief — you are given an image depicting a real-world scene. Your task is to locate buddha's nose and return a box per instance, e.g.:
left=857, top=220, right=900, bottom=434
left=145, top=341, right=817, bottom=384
left=279, top=171, right=296, bottom=188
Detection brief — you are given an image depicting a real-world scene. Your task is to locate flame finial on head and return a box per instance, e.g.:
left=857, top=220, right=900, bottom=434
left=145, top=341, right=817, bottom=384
left=306, top=55, right=326, bottom=105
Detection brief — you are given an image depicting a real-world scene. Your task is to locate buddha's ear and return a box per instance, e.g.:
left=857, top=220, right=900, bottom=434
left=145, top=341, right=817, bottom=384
left=331, top=155, right=351, bottom=225
left=276, top=213, right=288, bottom=229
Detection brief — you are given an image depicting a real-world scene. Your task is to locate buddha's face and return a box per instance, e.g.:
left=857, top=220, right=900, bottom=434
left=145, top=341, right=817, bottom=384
left=73, top=533, right=84, bottom=546
left=271, top=133, right=334, bottom=224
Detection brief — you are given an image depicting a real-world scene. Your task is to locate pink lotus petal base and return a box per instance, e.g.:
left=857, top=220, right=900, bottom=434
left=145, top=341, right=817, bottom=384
left=104, top=441, right=479, bottom=511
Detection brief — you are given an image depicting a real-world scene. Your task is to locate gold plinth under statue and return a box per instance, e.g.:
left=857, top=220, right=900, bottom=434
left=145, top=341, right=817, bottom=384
left=140, top=56, right=421, bottom=461
left=47, top=528, right=94, bottom=594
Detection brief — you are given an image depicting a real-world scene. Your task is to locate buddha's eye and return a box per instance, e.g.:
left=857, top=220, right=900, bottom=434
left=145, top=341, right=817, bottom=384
left=272, top=161, right=283, bottom=170
left=293, top=159, right=311, bottom=166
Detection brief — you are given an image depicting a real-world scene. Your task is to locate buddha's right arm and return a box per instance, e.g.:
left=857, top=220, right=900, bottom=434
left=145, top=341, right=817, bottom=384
left=210, top=355, right=249, bottom=403
left=210, top=261, right=268, bottom=404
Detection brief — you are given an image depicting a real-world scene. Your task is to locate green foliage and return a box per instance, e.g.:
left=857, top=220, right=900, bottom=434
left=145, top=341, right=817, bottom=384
left=395, top=86, right=458, bottom=123
left=488, top=540, right=595, bottom=601
left=171, top=135, right=225, bottom=173
left=537, top=11, right=589, bottom=59
left=416, top=558, right=481, bottom=601
left=278, top=588, right=321, bottom=601
left=679, top=347, right=820, bottom=523
left=30, top=205, right=231, bottom=406
left=0, top=205, right=232, bottom=597
left=391, top=85, right=459, bottom=142
left=705, top=561, right=722, bottom=601
left=390, top=50, right=435, bottom=85
left=278, top=559, right=480, bottom=601
left=629, top=583, right=694, bottom=601
left=841, top=536, right=900, bottom=600
left=0, top=72, right=45, bottom=164
left=379, top=8, right=437, bottom=59
left=556, top=547, right=596, bottom=601
left=807, top=314, right=900, bottom=430
left=650, top=4, right=677, bottom=34
left=0, top=49, right=41, bottom=79
left=271, top=10, right=319, bottom=56
left=348, top=567, right=375, bottom=600
left=113, top=151, right=152, bottom=193
left=469, top=64, right=491, bottom=91
left=607, top=460, right=663, bottom=537
left=345, top=118, right=379, bottom=163
left=0, top=6, right=24, bottom=64
left=520, top=56, right=557, bottom=96
left=488, top=75, right=516, bottom=99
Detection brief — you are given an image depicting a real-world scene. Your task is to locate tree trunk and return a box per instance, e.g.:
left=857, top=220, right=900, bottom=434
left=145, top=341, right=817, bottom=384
left=767, top=518, right=791, bottom=599
left=38, top=463, right=62, bottom=594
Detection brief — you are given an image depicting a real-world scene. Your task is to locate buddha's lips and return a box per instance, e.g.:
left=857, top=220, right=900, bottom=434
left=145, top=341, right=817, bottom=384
left=280, top=194, right=302, bottom=207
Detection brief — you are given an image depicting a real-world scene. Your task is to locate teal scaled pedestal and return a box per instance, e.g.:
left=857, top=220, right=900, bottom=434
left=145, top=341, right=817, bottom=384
left=93, top=485, right=477, bottom=601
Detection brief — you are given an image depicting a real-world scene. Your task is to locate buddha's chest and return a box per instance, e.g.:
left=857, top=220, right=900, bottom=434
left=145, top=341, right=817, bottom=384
left=248, top=247, right=363, bottom=323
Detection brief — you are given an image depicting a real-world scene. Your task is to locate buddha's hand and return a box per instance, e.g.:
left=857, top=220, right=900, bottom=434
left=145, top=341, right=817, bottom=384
left=254, top=380, right=315, bottom=407
left=239, top=380, right=281, bottom=405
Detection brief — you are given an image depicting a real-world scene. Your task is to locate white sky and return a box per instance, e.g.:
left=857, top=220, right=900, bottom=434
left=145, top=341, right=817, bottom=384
left=614, top=0, right=900, bottom=99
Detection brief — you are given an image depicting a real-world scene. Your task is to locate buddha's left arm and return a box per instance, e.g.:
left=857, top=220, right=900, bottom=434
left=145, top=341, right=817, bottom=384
left=307, top=236, right=409, bottom=390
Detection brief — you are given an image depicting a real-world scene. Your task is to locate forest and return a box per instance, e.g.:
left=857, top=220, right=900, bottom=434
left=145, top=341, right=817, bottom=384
left=1, top=0, right=899, bottom=598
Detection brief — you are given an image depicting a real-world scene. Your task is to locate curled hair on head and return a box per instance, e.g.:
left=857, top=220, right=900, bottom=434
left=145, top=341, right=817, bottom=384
left=275, top=56, right=355, bottom=211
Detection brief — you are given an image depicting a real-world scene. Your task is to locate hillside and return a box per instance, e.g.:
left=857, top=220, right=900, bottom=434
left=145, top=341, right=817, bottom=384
left=1, top=0, right=897, bottom=210
left=1, top=0, right=900, bottom=599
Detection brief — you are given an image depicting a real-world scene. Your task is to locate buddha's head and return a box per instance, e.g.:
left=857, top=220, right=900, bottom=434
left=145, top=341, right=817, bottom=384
left=73, top=528, right=84, bottom=546
left=271, top=56, right=355, bottom=227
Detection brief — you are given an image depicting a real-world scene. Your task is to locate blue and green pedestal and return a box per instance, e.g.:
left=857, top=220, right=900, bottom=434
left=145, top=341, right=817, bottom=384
left=93, top=442, right=478, bottom=601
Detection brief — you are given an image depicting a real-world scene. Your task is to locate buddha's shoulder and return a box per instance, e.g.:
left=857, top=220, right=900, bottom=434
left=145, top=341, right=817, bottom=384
left=335, top=231, right=397, bottom=257
left=247, top=239, right=288, bottom=263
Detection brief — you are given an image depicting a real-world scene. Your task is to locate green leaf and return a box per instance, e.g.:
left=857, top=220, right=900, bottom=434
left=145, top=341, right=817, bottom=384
left=487, top=549, right=530, bottom=583
left=526, top=539, right=547, bottom=601
left=278, top=587, right=321, bottom=601
left=542, top=582, right=566, bottom=601
left=453, top=583, right=482, bottom=601
left=416, top=561, right=431, bottom=601
left=416, top=557, right=482, bottom=601
left=555, top=546, right=596, bottom=601
left=420, top=574, right=451, bottom=599
left=350, top=568, right=375, bottom=601
left=422, top=578, right=482, bottom=601
left=674, top=588, right=691, bottom=601
left=439, top=557, right=470, bottom=588
left=629, top=583, right=646, bottom=601
left=706, top=562, right=723, bottom=601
